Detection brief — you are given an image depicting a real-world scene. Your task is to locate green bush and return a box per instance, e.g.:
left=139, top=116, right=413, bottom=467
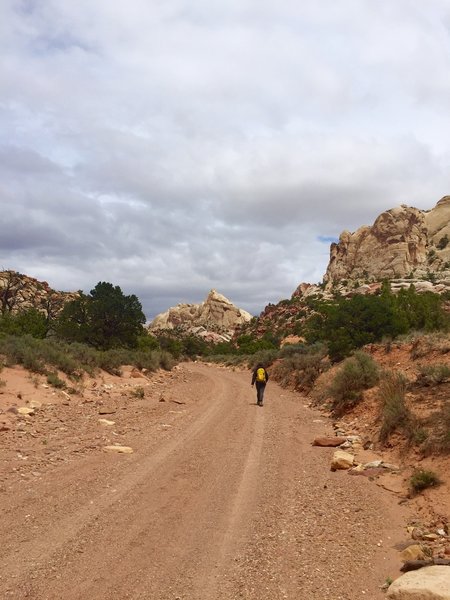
left=328, top=351, right=379, bottom=415
left=409, top=469, right=442, bottom=494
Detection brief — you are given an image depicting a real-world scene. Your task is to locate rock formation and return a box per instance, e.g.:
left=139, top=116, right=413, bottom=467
left=148, top=289, right=252, bottom=340
left=0, top=270, right=78, bottom=318
left=324, top=196, right=450, bottom=287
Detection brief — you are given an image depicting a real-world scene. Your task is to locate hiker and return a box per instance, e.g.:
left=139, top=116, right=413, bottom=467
left=251, top=363, right=269, bottom=406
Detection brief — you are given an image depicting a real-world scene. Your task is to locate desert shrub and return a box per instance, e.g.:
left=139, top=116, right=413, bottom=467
left=0, top=335, right=177, bottom=378
left=417, top=363, right=450, bottom=385
left=328, top=351, right=379, bottom=415
left=131, top=386, right=145, bottom=399
left=248, top=349, right=279, bottom=370
left=409, top=469, right=442, bottom=494
left=158, top=350, right=176, bottom=371
left=271, top=344, right=329, bottom=392
left=437, top=234, right=449, bottom=250
left=379, top=371, right=414, bottom=443
left=46, top=371, right=66, bottom=389
left=422, top=400, right=450, bottom=455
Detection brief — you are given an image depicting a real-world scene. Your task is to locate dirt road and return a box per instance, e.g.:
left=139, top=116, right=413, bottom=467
left=0, top=363, right=408, bottom=599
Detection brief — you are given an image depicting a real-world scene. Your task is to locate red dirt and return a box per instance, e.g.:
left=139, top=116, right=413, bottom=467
left=0, top=362, right=418, bottom=599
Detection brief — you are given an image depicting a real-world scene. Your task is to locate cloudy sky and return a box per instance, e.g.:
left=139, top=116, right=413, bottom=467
left=1, top=1, right=450, bottom=319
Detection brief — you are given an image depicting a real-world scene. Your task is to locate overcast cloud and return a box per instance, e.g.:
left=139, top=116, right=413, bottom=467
left=1, top=1, right=450, bottom=318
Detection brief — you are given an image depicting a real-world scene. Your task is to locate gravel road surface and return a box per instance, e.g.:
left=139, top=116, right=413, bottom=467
left=0, top=363, right=408, bottom=599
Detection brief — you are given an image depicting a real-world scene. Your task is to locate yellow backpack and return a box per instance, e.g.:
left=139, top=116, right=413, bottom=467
left=256, top=367, right=266, bottom=382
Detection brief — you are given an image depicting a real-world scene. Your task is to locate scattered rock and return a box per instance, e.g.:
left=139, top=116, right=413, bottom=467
left=98, top=419, right=115, bottom=426
left=331, top=450, right=354, bottom=471
left=388, top=565, right=450, bottom=598
left=29, top=400, right=42, bottom=410
left=312, top=436, right=347, bottom=447
left=17, top=407, right=35, bottom=416
left=103, top=445, right=134, bottom=454
left=364, top=460, right=383, bottom=469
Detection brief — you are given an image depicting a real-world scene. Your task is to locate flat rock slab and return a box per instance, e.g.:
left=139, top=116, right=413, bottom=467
left=98, top=407, right=117, bottom=415
left=313, top=436, right=347, bottom=447
left=387, top=565, right=450, bottom=599
left=17, top=407, right=35, bottom=416
left=103, top=446, right=134, bottom=454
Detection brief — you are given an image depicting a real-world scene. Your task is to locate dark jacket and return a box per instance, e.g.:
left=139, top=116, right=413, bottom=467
left=251, top=366, right=269, bottom=385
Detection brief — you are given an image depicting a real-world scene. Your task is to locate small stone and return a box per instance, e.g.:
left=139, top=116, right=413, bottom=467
left=364, top=460, right=383, bottom=469
left=382, top=463, right=401, bottom=471
left=331, top=450, right=354, bottom=471
left=423, top=533, right=440, bottom=542
left=98, top=419, right=115, bottom=426
left=412, top=528, right=426, bottom=541
left=98, top=407, right=116, bottom=415
left=313, top=437, right=347, bottom=447
left=17, top=407, right=35, bottom=416
left=401, top=544, right=427, bottom=562
left=103, top=445, right=133, bottom=454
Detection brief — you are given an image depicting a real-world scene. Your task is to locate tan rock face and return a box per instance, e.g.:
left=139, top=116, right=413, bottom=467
left=324, top=197, right=450, bottom=286
left=148, top=289, right=252, bottom=336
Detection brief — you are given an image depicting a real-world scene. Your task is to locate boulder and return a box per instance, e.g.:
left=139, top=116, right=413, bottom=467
left=331, top=450, right=354, bottom=471
left=387, top=565, right=450, bottom=599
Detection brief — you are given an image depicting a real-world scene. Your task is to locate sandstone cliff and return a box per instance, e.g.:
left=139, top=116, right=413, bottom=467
left=324, top=196, right=450, bottom=286
left=148, top=290, right=252, bottom=340
left=0, top=270, right=78, bottom=319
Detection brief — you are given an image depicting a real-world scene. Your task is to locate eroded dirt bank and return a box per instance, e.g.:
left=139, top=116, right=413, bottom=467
left=0, top=363, right=409, bottom=599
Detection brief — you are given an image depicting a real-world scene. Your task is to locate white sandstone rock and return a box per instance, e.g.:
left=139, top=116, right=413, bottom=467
left=387, top=565, right=450, bottom=599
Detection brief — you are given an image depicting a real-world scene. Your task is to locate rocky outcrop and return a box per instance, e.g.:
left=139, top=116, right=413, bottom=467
left=387, top=565, right=450, bottom=599
left=148, top=290, right=252, bottom=339
left=324, top=196, right=450, bottom=287
left=0, top=270, right=78, bottom=318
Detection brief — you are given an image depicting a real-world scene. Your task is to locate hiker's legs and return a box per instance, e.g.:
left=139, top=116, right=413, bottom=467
left=256, top=382, right=265, bottom=405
